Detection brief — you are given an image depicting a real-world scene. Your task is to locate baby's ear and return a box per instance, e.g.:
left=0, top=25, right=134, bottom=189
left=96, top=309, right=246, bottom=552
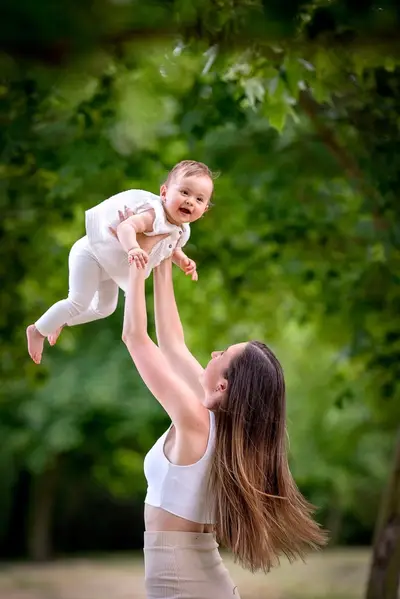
left=160, top=183, right=167, bottom=201
left=205, top=201, right=214, bottom=211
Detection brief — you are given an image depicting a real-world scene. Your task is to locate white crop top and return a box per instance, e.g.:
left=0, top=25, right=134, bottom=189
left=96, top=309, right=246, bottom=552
left=85, top=189, right=190, bottom=291
left=144, top=411, right=216, bottom=524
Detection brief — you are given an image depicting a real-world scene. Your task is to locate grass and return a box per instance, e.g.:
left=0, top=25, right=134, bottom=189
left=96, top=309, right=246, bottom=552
left=0, top=548, right=370, bottom=599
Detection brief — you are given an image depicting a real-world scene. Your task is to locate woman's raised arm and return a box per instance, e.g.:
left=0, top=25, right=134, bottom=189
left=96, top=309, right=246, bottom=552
left=153, top=259, right=204, bottom=399
left=122, top=263, right=207, bottom=428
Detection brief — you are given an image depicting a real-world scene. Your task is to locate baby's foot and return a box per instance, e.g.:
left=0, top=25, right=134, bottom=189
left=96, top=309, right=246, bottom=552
left=26, top=325, right=45, bottom=364
left=48, top=325, right=64, bottom=346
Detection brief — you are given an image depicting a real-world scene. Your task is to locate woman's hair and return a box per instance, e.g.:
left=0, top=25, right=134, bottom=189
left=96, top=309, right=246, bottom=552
left=208, top=341, right=328, bottom=572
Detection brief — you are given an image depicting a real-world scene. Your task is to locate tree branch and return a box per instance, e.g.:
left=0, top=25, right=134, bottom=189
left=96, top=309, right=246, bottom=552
left=3, top=22, right=400, bottom=66
left=298, top=90, right=387, bottom=231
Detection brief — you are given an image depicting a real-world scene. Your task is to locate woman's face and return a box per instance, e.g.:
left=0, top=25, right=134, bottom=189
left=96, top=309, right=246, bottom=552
left=200, top=342, right=248, bottom=409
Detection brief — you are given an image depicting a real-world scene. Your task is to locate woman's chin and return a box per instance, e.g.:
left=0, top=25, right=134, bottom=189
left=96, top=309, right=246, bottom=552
left=200, top=393, right=210, bottom=408
left=202, top=395, right=219, bottom=410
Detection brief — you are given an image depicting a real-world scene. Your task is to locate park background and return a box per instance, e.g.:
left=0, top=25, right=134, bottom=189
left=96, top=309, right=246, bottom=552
left=1, top=1, right=399, bottom=598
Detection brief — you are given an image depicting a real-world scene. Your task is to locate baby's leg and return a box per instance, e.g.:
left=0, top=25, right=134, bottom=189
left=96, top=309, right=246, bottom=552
left=50, top=279, right=119, bottom=341
left=27, top=237, right=104, bottom=363
left=67, top=279, right=119, bottom=325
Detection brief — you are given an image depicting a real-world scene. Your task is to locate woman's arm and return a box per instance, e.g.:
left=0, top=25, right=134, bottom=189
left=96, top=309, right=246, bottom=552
left=153, top=258, right=205, bottom=398
left=122, top=263, right=207, bottom=428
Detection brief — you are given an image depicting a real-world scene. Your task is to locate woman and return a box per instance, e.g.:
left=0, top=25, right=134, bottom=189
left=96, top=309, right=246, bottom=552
left=122, top=254, right=327, bottom=599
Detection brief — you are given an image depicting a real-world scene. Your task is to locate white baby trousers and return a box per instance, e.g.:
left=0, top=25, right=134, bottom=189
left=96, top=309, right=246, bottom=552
left=35, top=236, right=119, bottom=336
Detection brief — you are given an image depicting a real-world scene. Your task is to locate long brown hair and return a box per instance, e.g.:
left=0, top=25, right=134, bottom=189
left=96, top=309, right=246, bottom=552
left=208, top=341, right=327, bottom=572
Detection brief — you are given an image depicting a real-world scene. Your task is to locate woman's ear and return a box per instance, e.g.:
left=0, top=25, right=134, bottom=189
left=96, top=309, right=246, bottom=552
left=215, top=378, right=228, bottom=395
left=206, top=377, right=228, bottom=409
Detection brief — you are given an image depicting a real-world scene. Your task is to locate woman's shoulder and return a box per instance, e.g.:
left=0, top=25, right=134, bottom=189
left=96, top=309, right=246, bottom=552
left=176, top=408, right=214, bottom=444
left=174, top=409, right=215, bottom=465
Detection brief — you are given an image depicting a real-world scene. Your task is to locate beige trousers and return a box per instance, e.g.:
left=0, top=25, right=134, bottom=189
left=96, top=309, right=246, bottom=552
left=144, top=531, right=241, bottom=599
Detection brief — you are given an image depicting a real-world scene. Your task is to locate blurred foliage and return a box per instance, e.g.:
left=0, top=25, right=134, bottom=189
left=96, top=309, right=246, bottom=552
left=0, top=0, right=399, bottom=558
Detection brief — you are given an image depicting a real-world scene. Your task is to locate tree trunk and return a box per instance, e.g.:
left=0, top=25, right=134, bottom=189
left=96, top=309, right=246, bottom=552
left=27, top=460, right=59, bottom=561
left=326, top=497, right=343, bottom=546
left=366, top=430, right=400, bottom=599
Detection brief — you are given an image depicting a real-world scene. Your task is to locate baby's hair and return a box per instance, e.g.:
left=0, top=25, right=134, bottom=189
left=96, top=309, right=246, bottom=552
left=165, top=160, right=218, bottom=207
left=165, top=160, right=219, bottom=187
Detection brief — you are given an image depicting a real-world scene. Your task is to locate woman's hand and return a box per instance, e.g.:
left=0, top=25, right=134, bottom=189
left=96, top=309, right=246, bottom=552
left=109, top=205, right=134, bottom=237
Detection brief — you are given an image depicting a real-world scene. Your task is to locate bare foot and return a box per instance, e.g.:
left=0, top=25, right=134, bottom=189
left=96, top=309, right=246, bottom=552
left=48, top=325, right=64, bottom=346
left=26, top=325, right=45, bottom=364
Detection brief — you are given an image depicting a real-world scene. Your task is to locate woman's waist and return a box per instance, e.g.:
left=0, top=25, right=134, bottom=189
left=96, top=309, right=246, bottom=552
left=144, top=530, right=218, bottom=553
left=145, top=504, right=214, bottom=534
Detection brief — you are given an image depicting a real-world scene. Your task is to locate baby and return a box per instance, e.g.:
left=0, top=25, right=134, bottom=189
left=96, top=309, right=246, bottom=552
left=26, top=160, right=214, bottom=364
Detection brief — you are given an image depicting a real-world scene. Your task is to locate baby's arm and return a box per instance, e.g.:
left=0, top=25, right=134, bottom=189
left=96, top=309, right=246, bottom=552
left=116, top=209, right=156, bottom=269
left=172, top=248, right=198, bottom=281
left=172, top=248, right=188, bottom=267
left=116, top=209, right=155, bottom=253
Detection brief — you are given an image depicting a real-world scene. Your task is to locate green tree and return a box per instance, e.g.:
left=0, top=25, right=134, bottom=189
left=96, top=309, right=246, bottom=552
left=1, top=3, right=400, bottom=597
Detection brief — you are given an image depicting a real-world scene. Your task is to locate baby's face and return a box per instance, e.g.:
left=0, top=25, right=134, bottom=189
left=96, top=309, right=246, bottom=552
left=160, top=174, right=213, bottom=225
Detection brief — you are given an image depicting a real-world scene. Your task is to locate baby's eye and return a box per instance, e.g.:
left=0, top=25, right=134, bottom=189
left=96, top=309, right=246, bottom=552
left=197, top=197, right=204, bottom=203
left=181, top=190, right=189, bottom=196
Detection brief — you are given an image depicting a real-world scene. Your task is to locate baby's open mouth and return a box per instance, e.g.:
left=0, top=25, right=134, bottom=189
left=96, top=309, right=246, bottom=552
left=179, top=207, right=191, bottom=215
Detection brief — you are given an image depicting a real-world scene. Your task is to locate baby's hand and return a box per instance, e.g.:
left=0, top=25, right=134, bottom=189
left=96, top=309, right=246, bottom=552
left=128, top=247, right=149, bottom=269
left=181, top=257, right=198, bottom=282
